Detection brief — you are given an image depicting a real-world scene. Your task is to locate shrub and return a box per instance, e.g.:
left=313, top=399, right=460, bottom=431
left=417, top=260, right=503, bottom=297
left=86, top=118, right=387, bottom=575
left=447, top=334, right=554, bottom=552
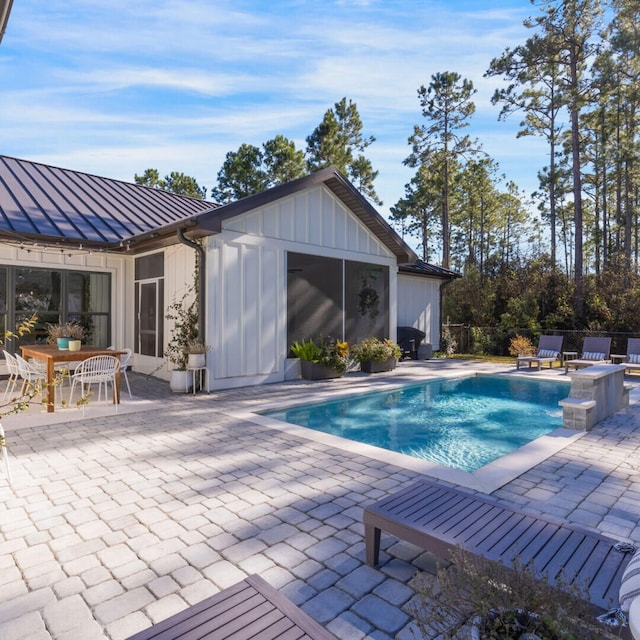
left=440, top=325, right=457, bottom=355
left=351, top=338, right=402, bottom=363
left=410, top=547, right=615, bottom=640
left=509, top=334, right=536, bottom=357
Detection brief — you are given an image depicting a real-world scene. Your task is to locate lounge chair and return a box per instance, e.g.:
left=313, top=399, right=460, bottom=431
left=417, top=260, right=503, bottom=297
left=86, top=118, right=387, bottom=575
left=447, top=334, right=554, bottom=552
left=621, top=338, right=640, bottom=375
left=125, top=573, right=336, bottom=640
left=516, top=335, right=563, bottom=370
left=363, top=479, right=631, bottom=616
left=565, top=336, right=612, bottom=374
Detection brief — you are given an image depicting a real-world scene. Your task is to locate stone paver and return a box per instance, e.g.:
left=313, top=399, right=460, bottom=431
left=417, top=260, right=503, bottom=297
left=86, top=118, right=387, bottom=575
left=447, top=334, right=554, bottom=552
left=1, top=363, right=640, bottom=639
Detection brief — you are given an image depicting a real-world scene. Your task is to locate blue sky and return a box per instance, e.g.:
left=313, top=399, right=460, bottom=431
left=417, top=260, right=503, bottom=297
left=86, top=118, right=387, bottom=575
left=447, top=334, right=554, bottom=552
left=0, top=0, right=548, bottom=221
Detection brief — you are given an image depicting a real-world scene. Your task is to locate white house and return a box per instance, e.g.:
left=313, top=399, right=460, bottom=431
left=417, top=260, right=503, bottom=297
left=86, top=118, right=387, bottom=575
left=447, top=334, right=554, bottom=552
left=0, top=155, right=458, bottom=390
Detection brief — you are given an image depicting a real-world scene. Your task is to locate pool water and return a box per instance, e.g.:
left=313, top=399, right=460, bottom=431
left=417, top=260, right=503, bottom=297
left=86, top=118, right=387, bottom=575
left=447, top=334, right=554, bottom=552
left=264, top=376, right=569, bottom=472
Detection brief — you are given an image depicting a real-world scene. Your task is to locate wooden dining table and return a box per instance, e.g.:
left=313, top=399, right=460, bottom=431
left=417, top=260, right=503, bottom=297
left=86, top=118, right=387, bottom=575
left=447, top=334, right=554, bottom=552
left=20, top=344, right=126, bottom=413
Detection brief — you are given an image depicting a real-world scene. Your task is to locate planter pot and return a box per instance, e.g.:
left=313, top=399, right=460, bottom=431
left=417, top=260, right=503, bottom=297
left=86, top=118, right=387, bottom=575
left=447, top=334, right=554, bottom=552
left=188, top=353, right=206, bottom=369
left=169, top=369, right=193, bottom=393
left=68, top=339, right=82, bottom=352
left=300, top=360, right=344, bottom=380
left=360, top=357, right=397, bottom=373
left=56, top=337, right=70, bottom=350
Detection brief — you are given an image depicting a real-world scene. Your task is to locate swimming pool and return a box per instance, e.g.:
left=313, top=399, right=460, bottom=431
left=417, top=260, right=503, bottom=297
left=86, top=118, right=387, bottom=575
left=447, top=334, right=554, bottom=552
left=263, top=375, right=569, bottom=472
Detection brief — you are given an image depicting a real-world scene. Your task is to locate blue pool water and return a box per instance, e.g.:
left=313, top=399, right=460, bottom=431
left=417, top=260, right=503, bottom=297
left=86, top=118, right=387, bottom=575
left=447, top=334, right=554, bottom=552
left=264, top=376, right=569, bottom=472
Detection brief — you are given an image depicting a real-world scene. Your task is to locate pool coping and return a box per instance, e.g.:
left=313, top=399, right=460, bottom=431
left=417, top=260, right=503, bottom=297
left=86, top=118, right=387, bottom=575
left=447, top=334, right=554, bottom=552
left=232, top=370, right=585, bottom=494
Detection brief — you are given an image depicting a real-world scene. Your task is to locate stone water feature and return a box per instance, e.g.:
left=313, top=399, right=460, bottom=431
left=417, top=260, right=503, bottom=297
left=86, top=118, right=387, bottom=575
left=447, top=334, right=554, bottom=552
left=559, top=363, right=629, bottom=431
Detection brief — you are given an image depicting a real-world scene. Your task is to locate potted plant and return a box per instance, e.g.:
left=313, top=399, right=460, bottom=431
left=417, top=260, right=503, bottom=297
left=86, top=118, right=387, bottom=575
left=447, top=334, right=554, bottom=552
left=46, top=321, right=86, bottom=350
left=351, top=337, right=401, bottom=373
left=410, top=547, right=616, bottom=640
left=290, top=338, right=349, bottom=380
left=186, top=340, right=210, bottom=369
left=165, top=291, right=199, bottom=392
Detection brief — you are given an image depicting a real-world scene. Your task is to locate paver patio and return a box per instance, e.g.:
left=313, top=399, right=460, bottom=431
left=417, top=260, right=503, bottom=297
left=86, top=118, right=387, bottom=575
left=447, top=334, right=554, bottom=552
left=1, top=360, right=640, bottom=640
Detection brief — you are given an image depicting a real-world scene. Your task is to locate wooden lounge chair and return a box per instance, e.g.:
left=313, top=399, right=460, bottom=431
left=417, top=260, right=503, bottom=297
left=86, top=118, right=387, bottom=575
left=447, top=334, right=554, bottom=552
left=516, top=335, right=563, bottom=370
left=125, top=573, right=336, bottom=640
left=621, top=338, right=640, bottom=375
left=363, top=479, right=630, bottom=615
left=565, top=336, right=612, bottom=374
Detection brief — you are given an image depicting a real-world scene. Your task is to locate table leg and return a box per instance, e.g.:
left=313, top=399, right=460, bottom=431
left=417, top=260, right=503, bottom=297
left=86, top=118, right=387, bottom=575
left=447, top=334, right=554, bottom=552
left=46, top=358, right=55, bottom=413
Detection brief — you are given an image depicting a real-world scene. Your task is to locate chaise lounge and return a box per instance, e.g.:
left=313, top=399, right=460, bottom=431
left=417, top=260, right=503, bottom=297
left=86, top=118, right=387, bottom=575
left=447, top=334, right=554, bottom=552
left=363, top=479, right=631, bottom=616
left=516, top=335, right=563, bottom=370
left=565, top=336, right=612, bottom=374
left=620, top=338, right=640, bottom=375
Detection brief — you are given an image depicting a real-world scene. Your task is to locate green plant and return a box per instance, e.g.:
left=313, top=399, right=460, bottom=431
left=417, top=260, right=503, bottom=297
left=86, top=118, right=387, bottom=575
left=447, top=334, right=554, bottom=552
left=290, top=339, right=321, bottom=361
left=290, top=338, right=349, bottom=374
left=165, top=290, right=199, bottom=370
left=440, top=325, right=457, bottom=355
left=46, top=321, right=86, bottom=343
left=351, top=337, right=401, bottom=363
left=410, top=547, right=615, bottom=640
left=509, top=334, right=536, bottom=357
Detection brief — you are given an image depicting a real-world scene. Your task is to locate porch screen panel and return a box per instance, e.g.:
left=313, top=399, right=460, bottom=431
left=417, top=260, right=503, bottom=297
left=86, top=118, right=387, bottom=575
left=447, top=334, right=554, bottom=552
left=344, top=261, right=389, bottom=345
left=286, top=252, right=342, bottom=349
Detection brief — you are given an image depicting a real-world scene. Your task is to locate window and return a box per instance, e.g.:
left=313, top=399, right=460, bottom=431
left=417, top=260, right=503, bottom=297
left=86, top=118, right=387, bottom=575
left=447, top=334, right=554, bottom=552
left=286, top=252, right=389, bottom=349
left=8, top=267, right=111, bottom=348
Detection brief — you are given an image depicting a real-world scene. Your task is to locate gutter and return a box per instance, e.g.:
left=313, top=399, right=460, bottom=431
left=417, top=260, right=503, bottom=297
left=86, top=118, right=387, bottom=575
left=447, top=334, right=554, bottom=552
left=177, top=228, right=206, bottom=341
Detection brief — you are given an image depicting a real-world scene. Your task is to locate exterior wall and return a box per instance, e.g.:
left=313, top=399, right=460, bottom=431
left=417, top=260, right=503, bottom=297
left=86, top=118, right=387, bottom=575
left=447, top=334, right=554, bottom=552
left=134, top=243, right=197, bottom=380
left=397, top=273, right=442, bottom=350
left=0, top=243, right=128, bottom=349
left=208, top=185, right=398, bottom=389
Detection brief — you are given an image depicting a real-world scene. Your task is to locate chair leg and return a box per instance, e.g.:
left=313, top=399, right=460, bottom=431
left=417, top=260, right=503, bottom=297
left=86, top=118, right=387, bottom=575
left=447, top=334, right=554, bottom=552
left=123, top=370, right=132, bottom=398
left=1, top=424, right=12, bottom=486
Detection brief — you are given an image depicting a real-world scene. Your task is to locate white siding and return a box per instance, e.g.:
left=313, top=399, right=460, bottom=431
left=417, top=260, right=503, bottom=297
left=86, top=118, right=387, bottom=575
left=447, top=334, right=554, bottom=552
left=224, top=185, right=393, bottom=260
left=397, top=274, right=442, bottom=349
left=209, top=238, right=282, bottom=386
left=207, top=184, right=401, bottom=389
left=0, top=243, right=128, bottom=351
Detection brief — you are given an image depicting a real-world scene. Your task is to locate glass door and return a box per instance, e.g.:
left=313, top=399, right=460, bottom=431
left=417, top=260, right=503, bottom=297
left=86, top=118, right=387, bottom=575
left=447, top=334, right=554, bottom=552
left=136, top=279, right=163, bottom=357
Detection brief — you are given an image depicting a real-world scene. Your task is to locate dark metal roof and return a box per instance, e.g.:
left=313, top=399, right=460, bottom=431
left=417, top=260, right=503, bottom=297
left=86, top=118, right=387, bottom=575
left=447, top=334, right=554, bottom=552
left=0, top=155, right=218, bottom=250
left=0, top=0, right=13, bottom=44
left=399, top=260, right=460, bottom=279
left=197, top=166, right=419, bottom=265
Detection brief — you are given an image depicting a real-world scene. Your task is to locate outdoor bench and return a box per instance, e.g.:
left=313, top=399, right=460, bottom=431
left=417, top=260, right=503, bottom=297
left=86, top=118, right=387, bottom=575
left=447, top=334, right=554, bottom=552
left=125, top=573, right=336, bottom=640
left=364, top=479, right=630, bottom=614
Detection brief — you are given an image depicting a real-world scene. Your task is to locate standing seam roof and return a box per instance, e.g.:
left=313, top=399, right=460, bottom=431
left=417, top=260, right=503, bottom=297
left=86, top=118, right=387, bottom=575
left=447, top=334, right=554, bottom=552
left=0, top=155, right=217, bottom=245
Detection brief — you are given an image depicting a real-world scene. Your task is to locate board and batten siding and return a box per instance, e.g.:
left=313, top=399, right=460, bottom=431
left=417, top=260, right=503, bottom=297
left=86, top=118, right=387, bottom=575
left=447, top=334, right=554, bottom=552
left=208, top=185, right=398, bottom=388
left=397, top=273, right=441, bottom=350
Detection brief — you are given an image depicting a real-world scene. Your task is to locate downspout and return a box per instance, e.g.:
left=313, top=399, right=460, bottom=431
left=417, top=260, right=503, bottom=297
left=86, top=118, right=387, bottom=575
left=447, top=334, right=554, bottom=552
left=177, top=229, right=206, bottom=341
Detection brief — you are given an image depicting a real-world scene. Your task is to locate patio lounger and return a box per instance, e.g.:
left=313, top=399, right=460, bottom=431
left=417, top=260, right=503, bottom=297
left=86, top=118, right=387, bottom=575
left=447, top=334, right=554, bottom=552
left=565, top=336, right=612, bottom=374
left=516, top=335, right=563, bottom=370
left=125, top=573, right=336, bottom=640
left=363, top=479, right=630, bottom=614
left=621, top=338, right=640, bottom=375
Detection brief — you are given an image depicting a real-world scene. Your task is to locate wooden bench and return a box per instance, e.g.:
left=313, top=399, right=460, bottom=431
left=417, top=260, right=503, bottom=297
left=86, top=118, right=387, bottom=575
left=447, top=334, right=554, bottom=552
left=364, top=479, right=630, bottom=613
left=125, top=574, right=336, bottom=640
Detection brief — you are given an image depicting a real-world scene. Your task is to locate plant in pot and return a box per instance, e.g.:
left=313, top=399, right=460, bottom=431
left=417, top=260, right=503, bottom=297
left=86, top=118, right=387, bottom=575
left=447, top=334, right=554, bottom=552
left=186, top=339, right=210, bottom=369
left=410, top=547, right=618, bottom=640
left=165, top=291, right=199, bottom=392
left=351, top=337, right=401, bottom=373
left=290, top=338, right=349, bottom=380
left=46, top=321, right=86, bottom=350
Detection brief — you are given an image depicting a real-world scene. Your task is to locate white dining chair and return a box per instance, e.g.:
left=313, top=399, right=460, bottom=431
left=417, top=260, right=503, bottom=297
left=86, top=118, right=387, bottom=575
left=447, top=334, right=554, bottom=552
left=69, top=355, right=120, bottom=413
left=108, top=346, right=132, bottom=398
left=2, top=350, right=19, bottom=401
left=14, top=353, right=47, bottom=396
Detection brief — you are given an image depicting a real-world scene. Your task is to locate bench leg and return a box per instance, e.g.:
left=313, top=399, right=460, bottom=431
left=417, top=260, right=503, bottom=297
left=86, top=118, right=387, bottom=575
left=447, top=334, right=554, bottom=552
left=365, top=523, right=381, bottom=566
